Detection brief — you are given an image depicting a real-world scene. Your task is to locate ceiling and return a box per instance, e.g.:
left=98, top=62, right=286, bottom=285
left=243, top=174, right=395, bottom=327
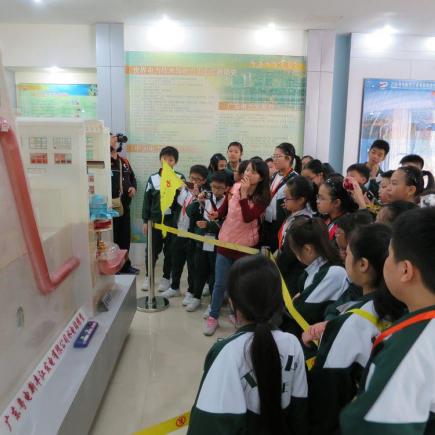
left=2, top=0, right=435, bottom=35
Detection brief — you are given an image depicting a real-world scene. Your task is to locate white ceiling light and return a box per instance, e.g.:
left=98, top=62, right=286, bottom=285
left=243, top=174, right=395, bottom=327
left=365, top=25, right=396, bottom=51
left=46, top=66, right=64, bottom=73
left=255, top=23, right=282, bottom=47
left=426, top=37, right=435, bottom=51
left=147, top=16, right=185, bottom=50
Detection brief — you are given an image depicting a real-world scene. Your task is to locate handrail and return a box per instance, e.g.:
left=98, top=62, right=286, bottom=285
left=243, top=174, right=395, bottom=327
left=0, top=117, right=80, bottom=294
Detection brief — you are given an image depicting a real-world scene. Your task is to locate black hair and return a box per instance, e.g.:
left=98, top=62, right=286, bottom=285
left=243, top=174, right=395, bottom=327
left=208, top=153, right=227, bottom=172
left=396, top=166, right=434, bottom=198
left=276, top=142, right=302, bottom=173
left=370, top=139, right=390, bottom=155
left=228, top=255, right=285, bottom=434
left=303, top=159, right=332, bottom=178
left=265, top=157, right=273, bottom=164
left=392, top=207, right=435, bottom=293
left=210, top=170, right=231, bottom=186
left=348, top=224, right=405, bottom=321
left=247, top=158, right=271, bottom=206
left=381, top=170, right=394, bottom=179
left=251, top=156, right=263, bottom=161
left=380, top=201, right=418, bottom=225
left=238, top=160, right=249, bottom=177
left=322, top=175, right=359, bottom=214
left=189, top=164, right=208, bottom=180
left=400, top=154, right=424, bottom=169
left=286, top=175, right=317, bottom=212
left=336, top=210, right=374, bottom=239
left=322, top=163, right=336, bottom=176
left=288, top=217, right=342, bottom=265
left=347, top=163, right=370, bottom=183
left=302, top=155, right=314, bottom=162
left=228, top=141, right=244, bottom=154
left=159, top=146, right=179, bottom=163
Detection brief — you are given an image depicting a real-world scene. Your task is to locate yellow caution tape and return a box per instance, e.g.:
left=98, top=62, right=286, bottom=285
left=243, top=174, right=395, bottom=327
left=133, top=412, right=190, bottom=435
left=305, top=357, right=316, bottom=370
left=347, top=308, right=391, bottom=331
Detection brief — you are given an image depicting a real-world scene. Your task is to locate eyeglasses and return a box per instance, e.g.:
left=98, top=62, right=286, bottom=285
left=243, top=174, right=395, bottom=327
left=190, top=176, right=205, bottom=183
left=272, top=154, right=286, bottom=160
left=284, top=197, right=296, bottom=202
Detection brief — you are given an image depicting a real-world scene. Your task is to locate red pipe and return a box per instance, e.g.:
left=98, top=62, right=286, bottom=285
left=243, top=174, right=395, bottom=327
left=0, top=118, right=80, bottom=294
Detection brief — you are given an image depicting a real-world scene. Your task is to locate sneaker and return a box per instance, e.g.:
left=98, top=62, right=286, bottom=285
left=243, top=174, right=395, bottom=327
left=141, top=276, right=149, bottom=291
left=161, top=288, right=180, bottom=298
left=203, top=305, right=211, bottom=319
left=158, top=277, right=171, bottom=292
left=182, top=292, right=194, bottom=306
left=186, top=298, right=201, bottom=312
left=203, top=316, right=219, bottom=336
left=202, top=284, right=210, bottom=297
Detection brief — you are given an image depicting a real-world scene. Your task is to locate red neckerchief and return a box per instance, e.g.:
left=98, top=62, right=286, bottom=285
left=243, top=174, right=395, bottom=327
left=373, top=310, right=435, bottom=349
left=270, top=168, right=293, bottom=198
left=182, top=192, right=194, bottom=216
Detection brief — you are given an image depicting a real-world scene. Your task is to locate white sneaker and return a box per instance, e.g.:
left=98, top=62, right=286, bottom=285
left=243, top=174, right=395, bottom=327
left=186, top=298, right=201, bottom=312
left=202, top=284, right=210, bottom=297
left=203, top=305, right=211, bottom=319
left=161, top=288, right=180, bottom=298
left=182, top=292, right=194, bottom=306
left=158, top=277, right=171, bottom=292
left=203, top=316, right=219, bottom=336
left=141, top=276, right=149, bottom=291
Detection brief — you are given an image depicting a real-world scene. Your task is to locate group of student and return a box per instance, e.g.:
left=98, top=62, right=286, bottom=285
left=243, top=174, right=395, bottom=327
left=140, top=139, right=435, bottom=434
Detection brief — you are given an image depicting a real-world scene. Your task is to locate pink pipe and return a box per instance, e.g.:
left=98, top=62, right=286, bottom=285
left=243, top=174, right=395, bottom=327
left=0, top=118, right=80, bottom=294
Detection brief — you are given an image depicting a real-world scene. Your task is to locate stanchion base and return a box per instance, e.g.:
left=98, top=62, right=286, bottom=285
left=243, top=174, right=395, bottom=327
left=137, top=295, right=170, bottom=313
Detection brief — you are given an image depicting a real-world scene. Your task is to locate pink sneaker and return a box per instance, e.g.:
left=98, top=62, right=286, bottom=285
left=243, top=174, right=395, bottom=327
left=203, top=316, right=219, bottom=336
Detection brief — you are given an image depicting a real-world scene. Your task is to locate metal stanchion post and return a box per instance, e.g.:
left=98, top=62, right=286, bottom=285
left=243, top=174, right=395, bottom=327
left=137, top=220, right=169, bottom=312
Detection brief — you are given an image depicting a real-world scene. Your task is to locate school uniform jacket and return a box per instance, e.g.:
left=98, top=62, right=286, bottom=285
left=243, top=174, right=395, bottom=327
left=188, top=325, right=308, bottom=435
left=324, top=281, right=363, bottom=321
left=186, top=194, right=225, bottom=238
left=293, top=257, right=348, bottom=325
left=308, top=295, right=388, bottom=435
left=340, top=305, right=435, bottom=435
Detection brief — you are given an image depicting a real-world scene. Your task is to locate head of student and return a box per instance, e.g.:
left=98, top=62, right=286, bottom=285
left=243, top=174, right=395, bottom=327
left=301, top=159, right=329, bottom=187
left=385, top=207, right=435, bottom=309
left=347, top=163, right=370, bottom=187
left=244, top=158, right=271, bottom=206
left=265, top=157, right=277, bottom=178
left=208, top=153, right=227, bottom=173
left=227, top=141, right=243, bottom=166
left=210, top=171, right=231, bottom=199
left=387, top=166, right=434, bottom=203
left=234, top=159, right=249, bottom=183
left=347, top=223, right=405, bottom=320
left=379, top=170, right=394, bottom=204
left=317, top=175, right=358, bottom=219
left=272, top=142, right=296, bottom=173
left=284, top=175, right=316, bottom=214
left=287, top=217, right=341, bottom=266
left=302, top=155, right=314, bottom=167
left=400, top=154, right=424, bottom=170
left=376, top=200, right=418, bottom=225
left=368, top=139, right=390, bottom=166
left=189, top=165, right=208, bottom=188
left=159, top=146, right=179, bottom=168
left=228, top=255, right=285, bottom=434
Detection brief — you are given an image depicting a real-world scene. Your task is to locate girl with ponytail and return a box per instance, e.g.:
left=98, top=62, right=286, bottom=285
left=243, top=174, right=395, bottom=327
left=188, top=255, right=308, bottom=435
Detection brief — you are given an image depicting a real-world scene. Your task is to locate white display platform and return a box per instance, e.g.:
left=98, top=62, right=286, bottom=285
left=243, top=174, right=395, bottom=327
left=13, top=275, right=136, bottom=435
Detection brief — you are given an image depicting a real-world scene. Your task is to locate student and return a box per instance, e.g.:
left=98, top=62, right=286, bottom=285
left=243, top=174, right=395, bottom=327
left=265, top=157, right=277, bottom=178
left=233, top=159, right=249, bottom=183
left=141, top=146, right=185, bottom=292
left=346, top=163, right=370, bottom=188
left=188, top=255, right=308, bottom=435
left=376, top=200, right=418, bottom=225
left=378, top=169, right=394, bottom=204
left=301, top=159, right=330, bottom=187
left=207, top=153, right=233, bottom=186
left=287, top=218, right=348, bottom=330
left=276, top=176, right=315, bottom=295
left=317, top=176, right=358, bottom=240
left=400, top=153, right=424, bottom=170
left=387, top=166, right=435, bottom=203
left=264, top=142, right=299, bottom=252
left=161, top=165, right=208, bottom=300
left=185, top=171, right=230, bottom=312
left=227, top=141, right=243, bottom=175
left=204, top=159, right=271, bottom=336
left=340, top=207, right=435, bottom=435
left=306, top=224, right=405, bottom=435
left=302, top=155, right=314, bottom=167
left=364, top=139, right=389, bottom=181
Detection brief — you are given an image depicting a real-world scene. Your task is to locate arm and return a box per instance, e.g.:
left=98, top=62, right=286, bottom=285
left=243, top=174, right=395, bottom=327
left=128, top=161, right=137, bottom=190
left=239, top=198, right=267, bottom=223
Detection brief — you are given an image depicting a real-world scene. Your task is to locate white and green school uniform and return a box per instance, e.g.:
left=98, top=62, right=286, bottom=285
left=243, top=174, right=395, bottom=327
left=308, top=295, right=389, bottom=435
left=293, top=257, right=348, bottom=326
left=188, top=325, right=308, bottom=435
left=340, top=305, right=435, bottom=435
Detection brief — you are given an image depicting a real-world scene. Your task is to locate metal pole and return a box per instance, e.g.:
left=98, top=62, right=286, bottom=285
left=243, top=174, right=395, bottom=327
left=137, top=220, right=169, bottom=312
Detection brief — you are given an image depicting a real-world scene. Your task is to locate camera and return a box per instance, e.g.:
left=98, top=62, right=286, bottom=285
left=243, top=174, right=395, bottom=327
left=115, top=133, right=128, bottom=144
left=203, top=191, right=213, bottom=200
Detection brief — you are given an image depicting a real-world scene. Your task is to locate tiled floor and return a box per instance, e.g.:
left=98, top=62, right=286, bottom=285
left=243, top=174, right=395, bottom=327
left=89, top=263, right=234, bottom=435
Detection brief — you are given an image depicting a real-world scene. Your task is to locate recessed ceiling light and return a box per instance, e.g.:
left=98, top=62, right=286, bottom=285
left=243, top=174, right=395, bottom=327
left=426, top=37, right=435, bottom=51
left=147, top=16, right=185, bottom=50
left=255, top=23, right=282, bottom=47
left=365, top=26, right=396, bottom=50
left=46, top=66, right=63, bottom=73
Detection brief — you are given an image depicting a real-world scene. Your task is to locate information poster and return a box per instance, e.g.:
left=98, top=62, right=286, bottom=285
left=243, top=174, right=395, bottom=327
left=360, top=79, right=435, bottom=171
left=17, top=83, right=97, bottom=119
left=126, top=52, right=306, bottom=241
